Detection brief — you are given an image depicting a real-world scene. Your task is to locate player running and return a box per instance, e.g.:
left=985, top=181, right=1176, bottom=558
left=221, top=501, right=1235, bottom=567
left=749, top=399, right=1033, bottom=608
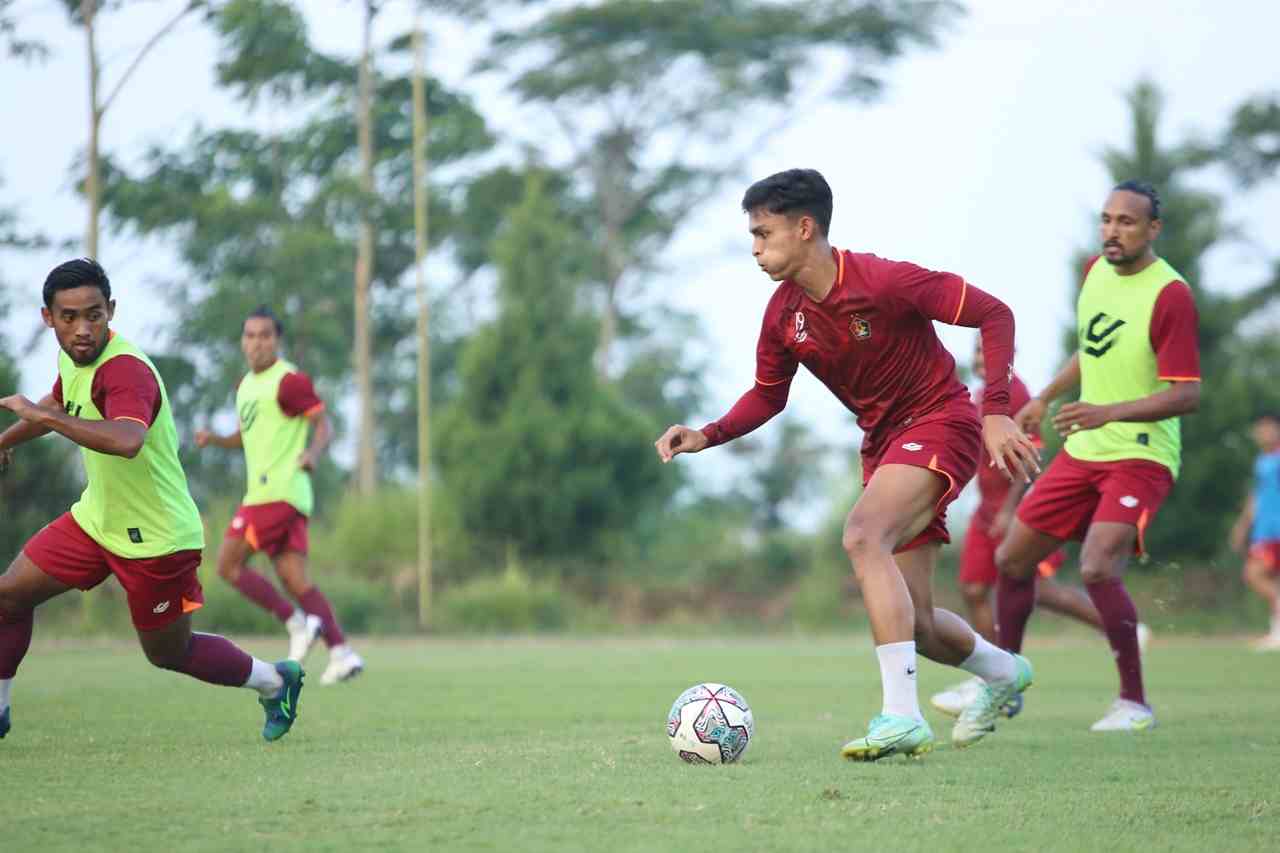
left=1230, top=413, right=1280, bottom=650
left=655, top=169, right=1039, bottom=760
left=932, top=337, right=1149, bottom=718
left=995, top=181, right=1200, bottom=732
left=195, top=307, right=363, bottom=685
left=0, top=259, right=302, bottom=742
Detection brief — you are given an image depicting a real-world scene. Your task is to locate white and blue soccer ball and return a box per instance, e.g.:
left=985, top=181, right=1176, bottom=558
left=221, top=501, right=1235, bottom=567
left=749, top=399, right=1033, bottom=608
left=666, top=683, right=754, bottom=764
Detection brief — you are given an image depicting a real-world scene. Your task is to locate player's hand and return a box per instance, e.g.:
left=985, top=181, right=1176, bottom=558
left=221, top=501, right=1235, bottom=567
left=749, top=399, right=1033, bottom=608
left=0, top=394, right=40, bottom=422
left=982, top=414, right=1040, bottom=483
left=1014, top=397, right=1047, bottom=436
left=988, top=508, right=1014, bottom=540
left=297, top=449, right=319, bottom=472
left=1052, top=401, right=1113, bottom=437
left=654, top=425, right=708, bottom=463
left=194, top=429, right=212, bottom=448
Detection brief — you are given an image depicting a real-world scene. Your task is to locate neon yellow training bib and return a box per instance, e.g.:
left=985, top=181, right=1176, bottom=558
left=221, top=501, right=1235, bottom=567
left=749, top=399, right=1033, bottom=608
left=236, top=359, right=314, bottom=515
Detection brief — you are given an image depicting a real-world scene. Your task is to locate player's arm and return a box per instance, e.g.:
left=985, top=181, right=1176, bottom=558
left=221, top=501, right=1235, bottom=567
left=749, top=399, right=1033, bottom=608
left=277, top=370, right=330, bottom=471
left=0, top=393, right=59, bottom=450
left=298, top=409, right=332, bottom=472
left=1231, top=493, right=1256, bottom=554
left=656, top=299, right=796, bottom=463
left=889, top=260, right=1039, bottom=482
left=194, top=428, right=242, bottom=449
left=0, top=393, right=147, bottom=458
left=1052, top=281, right=1200, bottom=435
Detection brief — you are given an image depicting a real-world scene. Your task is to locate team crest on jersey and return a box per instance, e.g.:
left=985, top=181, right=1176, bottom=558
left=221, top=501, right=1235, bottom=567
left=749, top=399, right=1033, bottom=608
left=850, top=314, right=871, bottom=340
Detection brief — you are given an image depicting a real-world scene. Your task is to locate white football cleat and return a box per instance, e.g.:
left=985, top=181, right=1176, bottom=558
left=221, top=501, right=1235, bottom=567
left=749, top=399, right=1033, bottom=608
left=1137, top=622, right=1151, bottom=654
left=1090, top=698, right=1156, bottom=732
left=286, top=612, right=323, bottom=663
left=1251, top=632, right=1280, bottom=652
left=930, top=677, right=983, bottom=718
left=320, top=648, right=365, bottom=685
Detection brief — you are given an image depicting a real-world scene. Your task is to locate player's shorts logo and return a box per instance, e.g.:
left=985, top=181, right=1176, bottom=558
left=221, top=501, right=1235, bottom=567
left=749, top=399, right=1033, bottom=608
left=1083, top=312, right=1126, bottom=357
left=1119, top=495, right=1139, bottom=508
left=152, top=600, right=171, bottom=615
left=231, top=516, right=246, bottom=530
left=850, top=314, right=871, bottom=340
left=902, top=442, right=923, bottom=451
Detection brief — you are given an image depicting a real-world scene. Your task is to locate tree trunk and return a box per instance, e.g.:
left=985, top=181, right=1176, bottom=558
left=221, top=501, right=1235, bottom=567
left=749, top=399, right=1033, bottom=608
left=411, top=18, right=432, bottom=628
left=353, top=0, right=377, bottom=494
left=83, top=0, right=99, bottom=258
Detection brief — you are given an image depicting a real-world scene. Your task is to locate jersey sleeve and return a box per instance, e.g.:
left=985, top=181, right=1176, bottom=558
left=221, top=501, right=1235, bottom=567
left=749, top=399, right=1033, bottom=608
left=51, top=375, right=63, bottom=406
left=1150, top=281, right=1200, bottom=381
left=876, top=257, right=1015, bottom=415
left=700, top=296, right=795, bottom=447
left=91, top=355, right=161, bottom=427
left=278, top=371, right=326, bottom=417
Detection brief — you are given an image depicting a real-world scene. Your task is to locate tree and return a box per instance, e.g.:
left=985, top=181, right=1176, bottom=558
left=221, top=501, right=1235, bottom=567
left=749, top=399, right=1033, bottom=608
left=435, top=174, right=670, bottom=565
left=1068, top=81, right=1280, bottom=559
left=1, top=0, right=49, bottom=61
left=352, top=0, right=378, bottom=494
left=62, top=0, right=206, bottom=257
left=483, top=0, right=961, bottom=376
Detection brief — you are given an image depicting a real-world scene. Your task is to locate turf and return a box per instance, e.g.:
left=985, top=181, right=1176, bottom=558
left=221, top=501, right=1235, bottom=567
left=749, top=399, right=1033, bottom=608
left=1, top=634, right=1276, bottom=852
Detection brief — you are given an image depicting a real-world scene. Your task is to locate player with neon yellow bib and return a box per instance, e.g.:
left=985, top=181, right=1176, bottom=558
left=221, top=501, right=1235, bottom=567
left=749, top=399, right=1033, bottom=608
left=196, top=307, right=363, bottom=685
left=995, top=182, right=1201, bottom=733
left=0, top=259, right=302, bottom=743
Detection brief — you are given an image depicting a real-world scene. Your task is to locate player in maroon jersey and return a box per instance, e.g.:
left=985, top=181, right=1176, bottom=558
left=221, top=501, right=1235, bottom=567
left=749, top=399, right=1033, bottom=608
left=655, top=169, right=1039, bottom=759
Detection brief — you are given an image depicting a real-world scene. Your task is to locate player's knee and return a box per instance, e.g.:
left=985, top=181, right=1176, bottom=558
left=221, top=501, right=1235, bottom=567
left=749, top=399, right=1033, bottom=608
left=842, top=516, right=895, bottom=561
left=994, top=543, right=1030, bottom=579
left=0, top=588, right=30, bottom=622
left=216, top=551, right=241, bottom=583
left=961, top=583, right=989, bottom=607
left=143, top=642, right=188, bottom=671
left=912, top=610, right=936, bottom=643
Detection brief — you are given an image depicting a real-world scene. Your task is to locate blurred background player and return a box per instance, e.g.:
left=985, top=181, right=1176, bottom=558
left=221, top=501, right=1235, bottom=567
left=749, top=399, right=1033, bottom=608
left=996, top=182, right=1200, bottom=732
left=932, top=337, right=1148, bottom=718
left=1230, top=413, right=1280, bottom=650
left=655, top=169, right=1039, bottom=760
left=196, top=306, right=364, bottom=685
left=0, top=259, right=302, bottom=742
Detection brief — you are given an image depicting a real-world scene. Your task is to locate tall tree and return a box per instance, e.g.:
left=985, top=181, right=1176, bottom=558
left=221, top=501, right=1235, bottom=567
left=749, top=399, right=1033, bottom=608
left=63, top=0, right=205, bottom=257
left=483, top=0, right=961, bottom=376
left=352, top=0, right=379, bottom=493
left=1069, top=81, right=1280, bottom=559
left=1, top=0, right=49, bottom=61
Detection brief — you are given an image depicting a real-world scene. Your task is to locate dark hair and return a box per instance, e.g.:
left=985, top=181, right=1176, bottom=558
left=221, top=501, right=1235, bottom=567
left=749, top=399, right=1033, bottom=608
left=246, top=304, right=284, bottom=336
left=1257, top=412, right=1280, bottom=426
left=43, top=257, right=110, bottom=308
left=741, top=168, right=833, bottom=236
left=1113, top=180, right=1161, bottom=221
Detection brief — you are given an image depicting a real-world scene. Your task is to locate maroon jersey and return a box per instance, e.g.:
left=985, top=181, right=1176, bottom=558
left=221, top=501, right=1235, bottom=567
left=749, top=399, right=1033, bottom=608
left=973, top=374, right=1036, bottom=527
left=702, top=249, right=1015, bottom=458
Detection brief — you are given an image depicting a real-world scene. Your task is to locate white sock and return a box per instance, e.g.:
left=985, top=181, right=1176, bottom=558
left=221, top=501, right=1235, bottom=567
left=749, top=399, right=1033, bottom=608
left=959, top=633, right=1017, bottom=683
left=0, top=677, right=11, bottom=712
left=876, top=641, right=923, bottom=720
left=330, top=643, right=351, bottom=659
left=287, top=609, right=306, bottom=627
left=244, top=658, right=284, bottom=698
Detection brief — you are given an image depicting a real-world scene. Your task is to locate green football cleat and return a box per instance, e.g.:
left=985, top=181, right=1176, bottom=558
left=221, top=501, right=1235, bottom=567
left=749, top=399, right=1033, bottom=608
left=0, top=706, right=9, bottom=739
left=841, top=713, right=934, bottom=761
left=259, top=661, right=304, bottom=742
left=952, top=653, right=1033, bottom=748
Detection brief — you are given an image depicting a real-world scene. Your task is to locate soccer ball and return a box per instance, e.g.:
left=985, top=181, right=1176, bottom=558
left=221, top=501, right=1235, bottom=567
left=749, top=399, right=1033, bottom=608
left=666, top=683, right=754, bottom=764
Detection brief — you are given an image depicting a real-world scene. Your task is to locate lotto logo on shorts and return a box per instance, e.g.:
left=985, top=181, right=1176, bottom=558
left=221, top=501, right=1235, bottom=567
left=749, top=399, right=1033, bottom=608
left=902, top=442, right=924, bottom=452
left=231, top=516, right=245, bottom=530
left=1119, top=496, right=1140, bottom=508
left=153, top=600, right=171, bottom=615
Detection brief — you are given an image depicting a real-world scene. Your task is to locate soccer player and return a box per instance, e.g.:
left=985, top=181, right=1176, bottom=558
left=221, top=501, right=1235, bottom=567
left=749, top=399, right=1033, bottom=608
left=995, top=181, right=1200, bottom=732
left=0, top=259, right=303, bottom=742
left=932, top=337, right=1149, bottom=718
left=195, top=307, right=363, bottom=685
left=655, top=169, right=1040, bottom=760
left=1230, top=413, right=1280, bottom=650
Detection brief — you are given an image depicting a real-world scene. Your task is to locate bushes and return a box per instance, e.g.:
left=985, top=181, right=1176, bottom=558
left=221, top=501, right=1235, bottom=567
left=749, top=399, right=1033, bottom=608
left=434, top=566, right=573, bottom=633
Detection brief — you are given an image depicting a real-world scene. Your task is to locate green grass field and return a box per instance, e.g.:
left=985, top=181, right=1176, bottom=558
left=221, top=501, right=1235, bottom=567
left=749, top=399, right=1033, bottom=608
left=2, top=634, right=1276, bottom=852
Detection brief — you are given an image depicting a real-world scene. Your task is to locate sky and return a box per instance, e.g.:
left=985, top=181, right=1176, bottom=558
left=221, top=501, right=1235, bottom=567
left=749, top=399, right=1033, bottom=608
left=2, top=0, right=1278, bottom=516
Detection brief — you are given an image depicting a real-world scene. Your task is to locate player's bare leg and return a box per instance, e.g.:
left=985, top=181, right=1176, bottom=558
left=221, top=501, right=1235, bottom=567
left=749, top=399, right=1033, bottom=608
left=217, top=534, right=298, bottom=627
left=994, top=520, right=1064, bottom=652
left=137, top=611, right=305, bottom=741
left=275, top=551, right=362, bottom=682
left=961, top=581, right=996, bottom=642
left=0, top=553, right=73, bottom=738
left=1073, top=521, right=1154, bottom=731
left=1036, top=579, right=1104, bottom=630
left=1242, top=556, right=1280, bottom=648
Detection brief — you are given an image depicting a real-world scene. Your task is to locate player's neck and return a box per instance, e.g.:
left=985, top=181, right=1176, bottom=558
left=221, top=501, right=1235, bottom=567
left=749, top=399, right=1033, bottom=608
left=793, top=243, right=839, bottom=302
left=1112, top=249, right=1158, bottom=277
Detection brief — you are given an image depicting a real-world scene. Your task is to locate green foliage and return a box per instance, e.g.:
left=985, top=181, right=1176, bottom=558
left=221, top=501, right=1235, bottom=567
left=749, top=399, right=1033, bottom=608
left=1070, top=81, right=1280, bottom=559
left=434, top=565, right=572, bottom=633
left=436, top=176, right=668, bottom=562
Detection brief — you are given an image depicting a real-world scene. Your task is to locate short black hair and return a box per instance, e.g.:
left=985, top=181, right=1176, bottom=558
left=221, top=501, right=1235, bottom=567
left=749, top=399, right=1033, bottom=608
left=1257, top=412, right=1280, bottom=426
left=43, top=257, right=110, bottom=308
left=246, top=305, right=284, bottom=336
left=741, top=168, right=833, bottom=236
left=1113, top=180, right=1161, bottom=221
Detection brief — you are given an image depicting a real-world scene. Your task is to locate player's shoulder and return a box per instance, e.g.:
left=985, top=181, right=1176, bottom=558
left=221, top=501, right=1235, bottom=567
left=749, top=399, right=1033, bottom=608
left=763, top=279, right=805, bottom=316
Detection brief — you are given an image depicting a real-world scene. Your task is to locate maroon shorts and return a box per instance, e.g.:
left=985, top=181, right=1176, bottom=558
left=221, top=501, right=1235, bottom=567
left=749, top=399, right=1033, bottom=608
left=959, top=523, right=1065, bottom=585
left=23, top=513, right=204, bottom=631
left=862, top=410, right=982, bottom=553
left=1016, top=451, right=1174, bottom=555
left=1249, top=541, right=1280, bottom=574
left=226, top=501, right=309, bottom=558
